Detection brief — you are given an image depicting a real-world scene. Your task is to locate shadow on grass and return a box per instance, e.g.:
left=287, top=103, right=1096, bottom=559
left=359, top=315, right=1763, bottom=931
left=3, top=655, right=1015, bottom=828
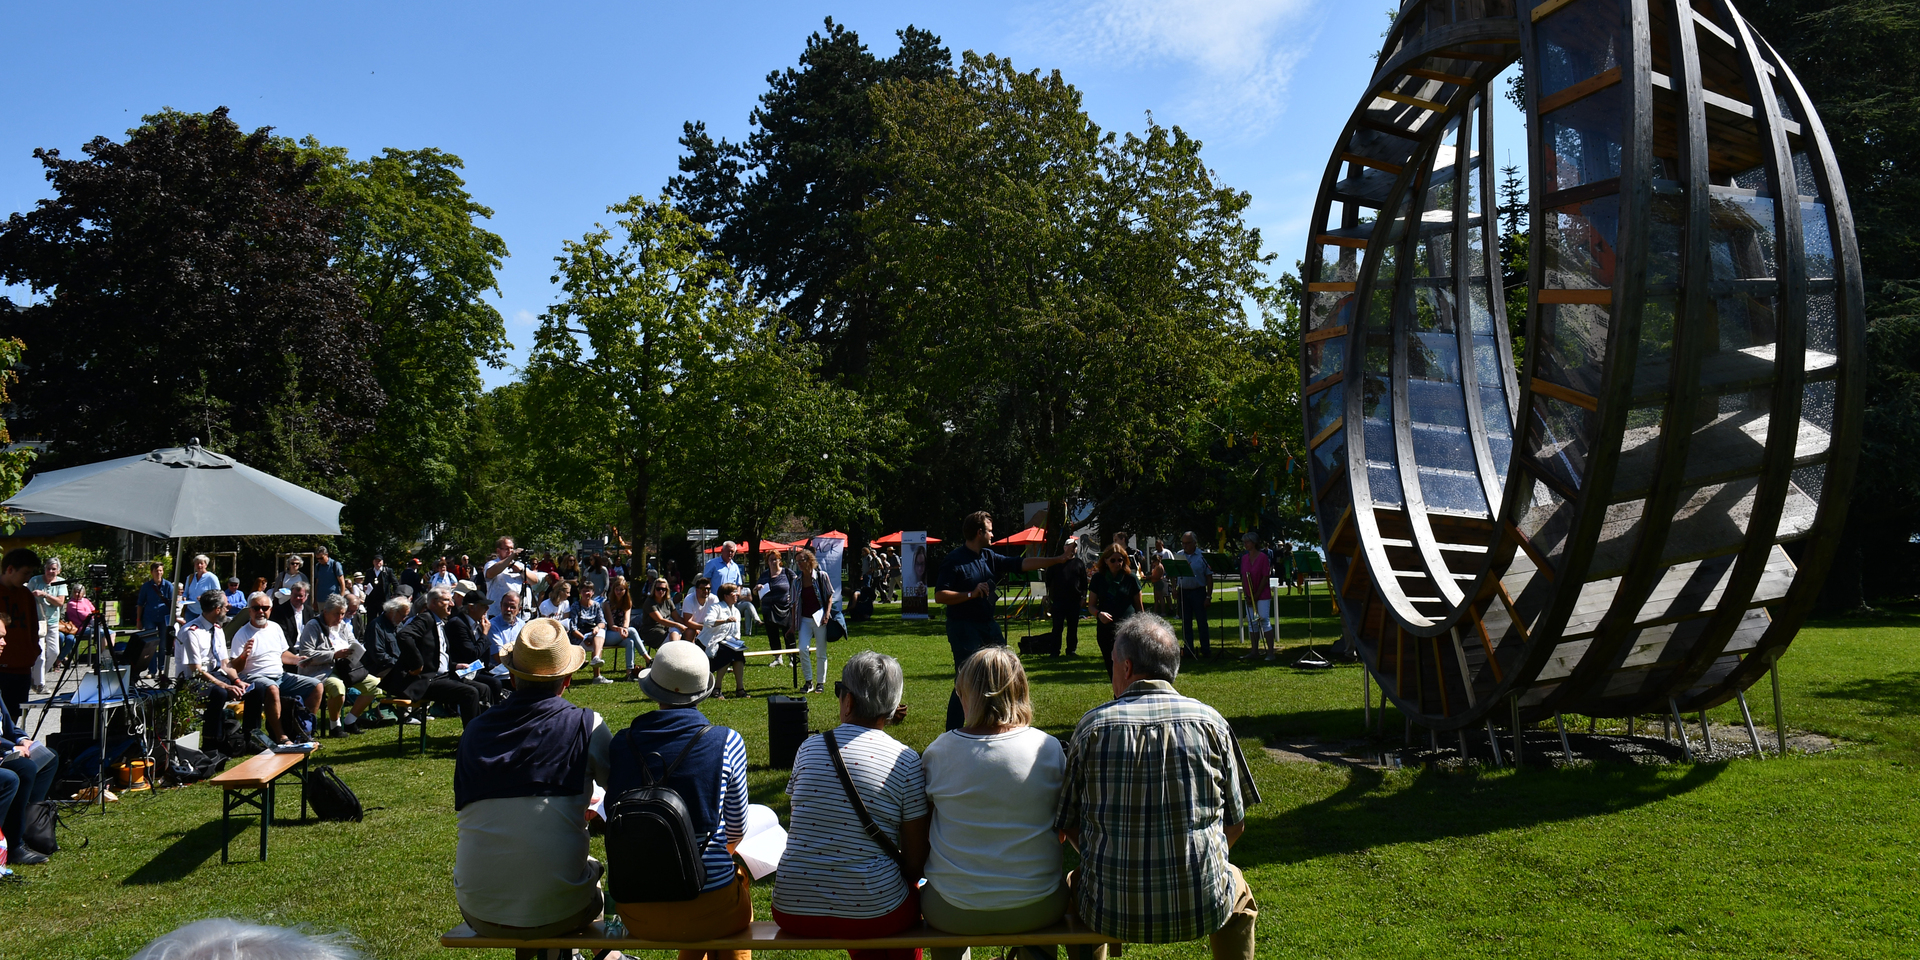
left=1807, top=669, right=1920, bottom=718
left=122, top=820, right=228, bottom=885
left=1239, top=749, right=1725, bottom=867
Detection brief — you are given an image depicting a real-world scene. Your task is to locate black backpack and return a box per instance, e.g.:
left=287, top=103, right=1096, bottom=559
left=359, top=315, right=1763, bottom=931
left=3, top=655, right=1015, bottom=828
left=305, top=765, right=363, bottom=822
left=605, top=724, right=713, bottom=904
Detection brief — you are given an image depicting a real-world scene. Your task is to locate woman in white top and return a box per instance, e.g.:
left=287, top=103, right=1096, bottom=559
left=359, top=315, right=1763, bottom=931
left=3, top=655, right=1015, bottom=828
left=772, top=651, right=929, bottom=959
left=538, top=579, right=574, bottom=620
left=920, top=646, right=1067, bottom=959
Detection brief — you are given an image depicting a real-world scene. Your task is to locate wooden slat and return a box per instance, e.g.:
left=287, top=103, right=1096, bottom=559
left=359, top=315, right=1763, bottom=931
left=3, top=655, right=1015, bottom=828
left=1405, top=66, right=1476, bottom=87
left=1311, top=416, right=1345, bottom=450
left=1340, top=152, right=1404, bottom=175
left=1308, top=281, right=1357, bottom=293
left=1314, top=234, right=1369, bottom=249
left=1305, top=371, right=1344, bottom=396
left=210, top=751, right=306, bottom=789
left=441, top=921, right=1119, bottom=951
left=1495, top=579, right=1530, bottom=642
left=1395, top=626, right=1409, bottom=699
left=1304, top=324, right=1348, bottom=345
left=1330, top=503, right=1354, bottom=549
left=1431, top=49, right=1509, bottom=63
left=1530, top=377, right=1601, bottom=412
left=1538, top=66, right=1624, bottom=115
left=1506, top=524, right=1557, bottom=582
left=1343, top=543, right=1368, bottom=597
left=1537, top=288, right=1613, bottom=304
left=1378, top=90, right=1449, bottom=113
left=1531, top=0, right=1578, bottom=21
left=1432, top=635, right=1452, bottom=717
left=1315, top=461, right=1347, bottom=502
left=1470, top=606, right=1504, bottom=683
left=1520, top=454, right=1581, bottom=501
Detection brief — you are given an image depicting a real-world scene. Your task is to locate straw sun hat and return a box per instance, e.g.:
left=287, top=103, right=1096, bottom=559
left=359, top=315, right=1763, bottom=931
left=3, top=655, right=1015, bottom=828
left=508, top=617, right=585, bottom=682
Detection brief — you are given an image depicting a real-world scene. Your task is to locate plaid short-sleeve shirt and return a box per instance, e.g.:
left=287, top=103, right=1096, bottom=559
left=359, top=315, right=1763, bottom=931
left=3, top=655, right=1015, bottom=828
left=1053, top=679, right=1260, bottom=943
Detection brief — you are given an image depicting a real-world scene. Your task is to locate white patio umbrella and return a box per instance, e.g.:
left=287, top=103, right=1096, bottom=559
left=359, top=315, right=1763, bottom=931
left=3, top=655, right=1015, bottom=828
left=3, top=441, right=344, bottom=616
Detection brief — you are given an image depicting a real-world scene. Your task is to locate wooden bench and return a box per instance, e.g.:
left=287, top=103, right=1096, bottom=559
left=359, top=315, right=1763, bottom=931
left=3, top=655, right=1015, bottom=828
left=441, top=918, right=1122, bottom=959
left=379, top=698, right=430, bottom=757
left=208, top=748, right=311, bottom=863
left=742, top=647, right=803, bottom=689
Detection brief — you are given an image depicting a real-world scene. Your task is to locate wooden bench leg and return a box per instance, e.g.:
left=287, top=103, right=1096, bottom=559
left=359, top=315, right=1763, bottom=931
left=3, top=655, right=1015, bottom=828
left=261, top=781, right=273, bottom=861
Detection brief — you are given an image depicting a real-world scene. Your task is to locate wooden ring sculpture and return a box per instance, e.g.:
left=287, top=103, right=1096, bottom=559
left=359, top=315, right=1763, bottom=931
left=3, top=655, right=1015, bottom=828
left=1299, top=0, right=1862, bottom=730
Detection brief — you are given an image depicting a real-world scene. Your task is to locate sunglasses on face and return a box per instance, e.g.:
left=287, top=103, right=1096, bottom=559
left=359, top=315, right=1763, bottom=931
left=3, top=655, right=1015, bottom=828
left=251, top=606, right=272, bottom=615
left=833, top=680, right=848, bottom=699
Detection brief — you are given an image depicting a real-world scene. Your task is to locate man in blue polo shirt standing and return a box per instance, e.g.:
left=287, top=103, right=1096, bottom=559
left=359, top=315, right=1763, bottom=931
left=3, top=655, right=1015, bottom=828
left=933, top=510, right=1076, bottom=730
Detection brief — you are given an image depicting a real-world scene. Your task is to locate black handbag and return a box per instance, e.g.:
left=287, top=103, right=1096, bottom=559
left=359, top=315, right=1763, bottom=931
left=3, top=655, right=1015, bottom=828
left=822, top=728, right=911, bottom=882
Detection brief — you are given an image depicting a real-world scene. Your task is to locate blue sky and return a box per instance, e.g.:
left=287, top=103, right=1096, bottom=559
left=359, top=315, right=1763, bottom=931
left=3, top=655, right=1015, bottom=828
left=0, top=0, right=1521, bottom=388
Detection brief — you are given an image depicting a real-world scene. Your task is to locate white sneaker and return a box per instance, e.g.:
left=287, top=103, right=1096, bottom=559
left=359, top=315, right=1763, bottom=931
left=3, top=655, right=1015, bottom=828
left=590, top=676, right=614, bottom=684
left=771, top=656, right=786, bottom=667
left=590, top=656, right=605, bottom=666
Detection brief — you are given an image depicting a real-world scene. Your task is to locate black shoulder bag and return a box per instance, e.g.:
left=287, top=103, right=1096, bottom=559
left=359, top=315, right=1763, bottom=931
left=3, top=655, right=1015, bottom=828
left=822, top=728, right=911, bottom=882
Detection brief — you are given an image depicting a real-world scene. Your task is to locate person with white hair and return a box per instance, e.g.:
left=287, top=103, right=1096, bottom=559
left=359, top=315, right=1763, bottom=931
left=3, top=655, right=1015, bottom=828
left=24, top=556, right=64, bottom=692
left=1054, top=614, right=1261, bottom=960
left=773, top=650, right=929, bottom=952
left=178, top=554, right=221, bottom=626
left=383, top=586, right=484, bottom=725
left=294, top=593, right=380, bottom=736
left=128, top=919, right=365, bottom=960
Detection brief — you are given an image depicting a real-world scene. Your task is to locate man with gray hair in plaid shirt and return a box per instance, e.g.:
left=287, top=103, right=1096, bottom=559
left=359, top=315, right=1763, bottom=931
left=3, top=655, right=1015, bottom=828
left=1054, top=612, right=1260, bottom=959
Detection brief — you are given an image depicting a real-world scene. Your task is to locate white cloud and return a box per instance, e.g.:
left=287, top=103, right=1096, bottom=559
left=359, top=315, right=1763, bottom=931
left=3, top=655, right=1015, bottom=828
left=512, top=308, right=539, bottom=328
left=1027, top=0, right=1318, bottom=134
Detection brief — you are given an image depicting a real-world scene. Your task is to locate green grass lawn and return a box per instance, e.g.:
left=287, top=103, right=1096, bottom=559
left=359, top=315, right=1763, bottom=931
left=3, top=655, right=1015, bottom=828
left=10, top=594, right=1920, bottom=959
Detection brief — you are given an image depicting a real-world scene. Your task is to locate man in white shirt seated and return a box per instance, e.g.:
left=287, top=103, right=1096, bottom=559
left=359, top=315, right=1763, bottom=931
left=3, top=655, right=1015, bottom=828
left=679, top=577, right=722, bottom=647
left=175, top=589, right=247, bottom=752
left=488, top=592, right=530, bottom=665
left=229, top=592, right=319, bottom=751
left=702, top=583, right=749, bottom=700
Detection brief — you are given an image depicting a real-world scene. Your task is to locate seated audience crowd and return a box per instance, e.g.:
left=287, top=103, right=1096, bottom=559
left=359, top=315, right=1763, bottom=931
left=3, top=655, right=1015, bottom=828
left=453, top=611, right=1258, bottom=960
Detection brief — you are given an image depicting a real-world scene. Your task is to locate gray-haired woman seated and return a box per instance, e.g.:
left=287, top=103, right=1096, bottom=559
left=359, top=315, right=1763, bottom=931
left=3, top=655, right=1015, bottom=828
left=773, top=650, right=929, bottom=960
left=921, top=646, right=1067, bottom=960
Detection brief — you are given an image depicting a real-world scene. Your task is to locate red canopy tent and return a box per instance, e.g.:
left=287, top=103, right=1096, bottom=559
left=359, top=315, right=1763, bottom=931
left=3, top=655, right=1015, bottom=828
left=992, top=525, right=1047, bottom=546
left=812, top=531, right=849, bottom=542
left=870, top=531, right=942, bottom=547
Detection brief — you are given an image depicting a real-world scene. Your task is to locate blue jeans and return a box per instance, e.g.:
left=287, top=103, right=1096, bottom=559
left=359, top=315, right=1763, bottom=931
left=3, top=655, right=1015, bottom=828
left=945, top=618, right=1005, bottom=730
left=1180, top=587, right=1211, bottom=655
left=1, top=743, right=56, bottom=852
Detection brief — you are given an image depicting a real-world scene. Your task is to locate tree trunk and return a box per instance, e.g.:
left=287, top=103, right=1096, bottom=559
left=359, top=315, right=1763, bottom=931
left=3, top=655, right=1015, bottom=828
left=627, top=456, right=652, bottom=578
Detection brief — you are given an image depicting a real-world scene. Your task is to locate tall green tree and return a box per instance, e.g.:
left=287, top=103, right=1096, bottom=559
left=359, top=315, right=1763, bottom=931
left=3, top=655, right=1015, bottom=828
left=678, top=327, right=899, bottom=577
left=668, top=17, right=952, bottom=385
left=521, top=196, right=764, bottom=570
left=301, top=144, right=511, bottom=555
left=0, top=108, right=378, bottom=493
left=863, top=53, right=1278, bottom=546
left=1744, top=0, right=1920, bottom=604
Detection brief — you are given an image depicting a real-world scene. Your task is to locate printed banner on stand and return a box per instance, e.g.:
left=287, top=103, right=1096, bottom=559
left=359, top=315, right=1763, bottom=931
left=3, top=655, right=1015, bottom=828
left=900, top=531, right=929, bottom=619
left=810, top=535, right=845, bottom=600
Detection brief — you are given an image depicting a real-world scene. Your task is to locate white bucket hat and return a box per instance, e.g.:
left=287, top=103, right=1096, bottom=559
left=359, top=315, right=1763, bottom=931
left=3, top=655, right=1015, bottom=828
left=639, top=641, right=712, bottom=706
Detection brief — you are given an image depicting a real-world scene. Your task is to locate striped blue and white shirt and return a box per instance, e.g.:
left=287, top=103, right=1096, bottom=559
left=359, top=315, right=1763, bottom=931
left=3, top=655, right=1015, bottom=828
left=773, top=725, right=927, bottom=918
left=700, top=726, right=751, bottom=891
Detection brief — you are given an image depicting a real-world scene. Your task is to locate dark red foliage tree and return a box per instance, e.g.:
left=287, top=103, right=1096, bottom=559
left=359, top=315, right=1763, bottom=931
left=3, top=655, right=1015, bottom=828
left=0, top=107, right=380, bottom=494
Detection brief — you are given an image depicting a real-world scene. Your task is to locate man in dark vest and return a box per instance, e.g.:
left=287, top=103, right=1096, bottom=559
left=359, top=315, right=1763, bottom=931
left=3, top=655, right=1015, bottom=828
left=452, top=618, right=610, bottom=940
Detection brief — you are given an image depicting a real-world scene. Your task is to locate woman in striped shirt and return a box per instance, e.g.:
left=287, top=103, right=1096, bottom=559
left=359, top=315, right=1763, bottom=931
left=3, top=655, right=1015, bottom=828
left=773, top=650, right=928, bottom=960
